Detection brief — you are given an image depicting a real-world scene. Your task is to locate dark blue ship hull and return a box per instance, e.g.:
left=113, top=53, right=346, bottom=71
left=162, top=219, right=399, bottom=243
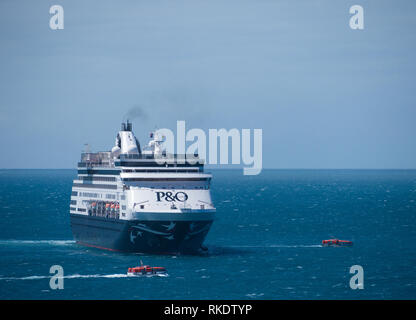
left=70, top=213, right=214, bottom=254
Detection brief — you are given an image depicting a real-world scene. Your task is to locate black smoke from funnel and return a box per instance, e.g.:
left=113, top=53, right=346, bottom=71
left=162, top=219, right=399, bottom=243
left=123, top=105, right=148, bottom=122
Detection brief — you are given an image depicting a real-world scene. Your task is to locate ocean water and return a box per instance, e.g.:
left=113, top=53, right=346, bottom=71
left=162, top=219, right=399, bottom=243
left=0, top=169, right=415, bottom=300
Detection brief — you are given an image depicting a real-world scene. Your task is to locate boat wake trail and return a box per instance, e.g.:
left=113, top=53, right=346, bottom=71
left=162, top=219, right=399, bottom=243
left=225, top=244, right=322, bottom=248
left=0, top=273, right=168, bottom=281
left=0, top=240, right=75, bottom=246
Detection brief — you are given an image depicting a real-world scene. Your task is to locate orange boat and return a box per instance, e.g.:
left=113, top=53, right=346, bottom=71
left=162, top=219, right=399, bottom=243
left=322, top=239, right=353, bottom=247
left=127, top=260, right=167, bottom=276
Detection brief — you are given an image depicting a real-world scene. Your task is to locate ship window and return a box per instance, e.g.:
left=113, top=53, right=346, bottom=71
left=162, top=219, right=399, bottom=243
left=122, top=205, right=126, bottom=210
left=71, top=191, right=78, bottom=196
left=77, top=208, right=86, bottom=212
left=70, top=206, right=76, bottom=211
left=70, top=200, right=77, bottom=205
left=81, top=192, right=100, bottom=198
left=82, top=176, right=116, bottom=182
left=140, top=205, right=144, bottom=209
left=120, top=195, right=125, bottom=200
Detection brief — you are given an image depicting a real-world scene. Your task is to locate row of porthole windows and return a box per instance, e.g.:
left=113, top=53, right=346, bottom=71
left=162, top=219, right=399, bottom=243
left=75, top=192, right=118, bottom=200
left=72, top=191, right=127, bottom=197
left=80, top=176, right=116, bottom=182
left=80, top=192, right=100, bottom=198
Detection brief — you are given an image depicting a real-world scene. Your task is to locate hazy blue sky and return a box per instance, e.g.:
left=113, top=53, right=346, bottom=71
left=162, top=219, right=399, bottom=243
left=0, top=0, right=415, bottom=169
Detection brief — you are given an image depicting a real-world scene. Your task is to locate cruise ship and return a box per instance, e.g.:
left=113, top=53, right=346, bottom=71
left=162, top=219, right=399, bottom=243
left=69, top=121, right=216, bottom=253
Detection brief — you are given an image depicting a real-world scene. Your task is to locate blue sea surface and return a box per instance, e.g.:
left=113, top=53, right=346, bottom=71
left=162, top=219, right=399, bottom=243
left=0, top=169, right=415, bottom=299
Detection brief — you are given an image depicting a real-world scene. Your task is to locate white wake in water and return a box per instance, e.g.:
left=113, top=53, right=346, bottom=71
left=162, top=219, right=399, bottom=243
left=0, top=240, right=75, bottom=246
left=0, top=273, right=168, bottom=281
left=225, top=244, right=322, bottom=248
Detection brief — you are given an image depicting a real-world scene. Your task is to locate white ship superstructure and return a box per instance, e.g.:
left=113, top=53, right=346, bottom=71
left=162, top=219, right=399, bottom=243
left=70, top=121, right=215, bottom=253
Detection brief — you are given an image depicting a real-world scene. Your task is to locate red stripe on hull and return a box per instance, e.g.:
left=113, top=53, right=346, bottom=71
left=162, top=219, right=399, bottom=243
left=76, top=241, right=121, bottom=252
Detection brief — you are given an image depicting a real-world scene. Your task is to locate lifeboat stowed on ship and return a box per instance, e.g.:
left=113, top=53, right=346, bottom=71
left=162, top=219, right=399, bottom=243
left=322, top=239, right=353, bottom=247
left=127, top=260, right=167, bottom=276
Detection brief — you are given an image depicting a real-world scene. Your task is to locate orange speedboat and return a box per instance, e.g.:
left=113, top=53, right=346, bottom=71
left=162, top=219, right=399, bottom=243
left=127, top=260, right=167, bottom=276
left=322, top=239, right=353, bottom=247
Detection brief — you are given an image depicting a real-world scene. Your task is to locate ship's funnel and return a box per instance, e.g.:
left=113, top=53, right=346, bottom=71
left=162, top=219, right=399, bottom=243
left=116, top=121, right=140, bottom=155
left=121, top=120, right=133, bottom=132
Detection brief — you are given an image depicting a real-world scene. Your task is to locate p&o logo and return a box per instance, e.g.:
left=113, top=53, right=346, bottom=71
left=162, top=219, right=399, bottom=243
left=156, top=191, right=188, bottom=202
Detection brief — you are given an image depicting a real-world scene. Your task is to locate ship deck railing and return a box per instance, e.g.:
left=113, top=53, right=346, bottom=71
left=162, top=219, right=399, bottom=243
left=78, top=162, right=114, bottom=168
left=119, top=153, right=201, bottom=160
left=78, top=153, right=205, bottom=168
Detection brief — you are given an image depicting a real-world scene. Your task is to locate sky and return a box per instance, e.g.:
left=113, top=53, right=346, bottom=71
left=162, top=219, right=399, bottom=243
left=0, top=0, right=415, bottom=169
